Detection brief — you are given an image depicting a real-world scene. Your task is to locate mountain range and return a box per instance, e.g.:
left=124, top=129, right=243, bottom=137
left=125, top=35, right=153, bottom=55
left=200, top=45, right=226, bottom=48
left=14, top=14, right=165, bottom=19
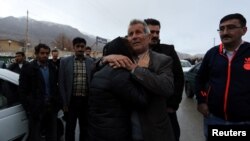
left=0, top=16, right=101, bottom=50
left=0, top=16, right=203, bottom=59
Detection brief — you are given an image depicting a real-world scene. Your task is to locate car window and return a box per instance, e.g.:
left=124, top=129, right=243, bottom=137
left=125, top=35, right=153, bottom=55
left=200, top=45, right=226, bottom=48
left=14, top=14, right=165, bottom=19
left=192, top=63, right=201, bottom=73
left=0, top=78, right=19, bottom=109
left=181, top=60, right=192, bottom=67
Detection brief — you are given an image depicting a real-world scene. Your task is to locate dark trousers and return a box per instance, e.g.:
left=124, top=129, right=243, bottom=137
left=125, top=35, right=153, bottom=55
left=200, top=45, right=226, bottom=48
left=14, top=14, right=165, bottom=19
left=168, top=112, right=180, bottom=141
left=65, top=96, right=88, bottom=141
left=28, top=107, right=57, bottom=141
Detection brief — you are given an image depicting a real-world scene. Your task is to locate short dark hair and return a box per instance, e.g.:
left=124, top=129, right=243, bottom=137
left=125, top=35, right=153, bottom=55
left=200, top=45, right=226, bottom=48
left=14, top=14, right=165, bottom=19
left=72, top=37, right=86, bottom=46
left=34, top=43, right=50, bottom=55
left=144, top=18, right=161, bottom=28
left=220, top=13, right=247, bottom=27
left=85, top=46, right=91, bottom=50
left=51, top=49, right=58, bottom=53
left=16, top=51, right=25, bottom=57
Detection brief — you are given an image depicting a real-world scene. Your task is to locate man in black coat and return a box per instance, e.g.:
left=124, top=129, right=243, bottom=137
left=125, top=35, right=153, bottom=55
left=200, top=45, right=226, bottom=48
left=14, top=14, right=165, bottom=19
left=8, top=51, right=28, bottom=74
left=88, top=36, right=149, bottom=141
left=144, top=18, right=184, bottom=141
left=99, top=19, right=175, bottom=141
left=19, top=44, right=61, bottom=141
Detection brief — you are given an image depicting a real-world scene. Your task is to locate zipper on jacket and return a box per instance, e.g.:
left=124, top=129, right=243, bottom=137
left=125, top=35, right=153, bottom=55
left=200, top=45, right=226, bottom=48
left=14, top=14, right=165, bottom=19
left=219, top=43, right=240, bottom=120
left=222, top=51, right=237, bottom=120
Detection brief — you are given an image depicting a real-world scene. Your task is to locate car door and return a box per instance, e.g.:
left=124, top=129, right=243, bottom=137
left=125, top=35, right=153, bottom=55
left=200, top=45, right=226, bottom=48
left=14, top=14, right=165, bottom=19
left=0, top=69, right=28, bottom=141
left=184, top=63, right=201, bottom=98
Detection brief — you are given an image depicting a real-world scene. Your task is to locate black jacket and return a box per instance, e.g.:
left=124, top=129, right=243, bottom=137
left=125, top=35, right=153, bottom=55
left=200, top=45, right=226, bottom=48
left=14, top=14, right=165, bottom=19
left=19, top=60, right=61, bottom=119
left=196, top=42, right=250, bottom=121
left=88, top=65, right=149, bottom=141
left=7, top=61, right=28, bottom=74
left=151, top=43, right=184, bottom=110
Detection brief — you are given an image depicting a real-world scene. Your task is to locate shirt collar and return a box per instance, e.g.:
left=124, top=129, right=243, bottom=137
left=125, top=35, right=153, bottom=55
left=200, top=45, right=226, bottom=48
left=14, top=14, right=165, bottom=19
left=74, top=55, right=85, bottom=61
left=37, top=60, right=48, bottom=68
left=223, top=40, right=244, bottom=54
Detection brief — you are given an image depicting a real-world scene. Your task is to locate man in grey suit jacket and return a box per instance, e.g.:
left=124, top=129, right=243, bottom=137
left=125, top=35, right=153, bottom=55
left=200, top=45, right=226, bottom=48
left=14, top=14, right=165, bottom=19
left=59, top=37, right=94, bottom=141
left=102, top=19, right=175, bottom=141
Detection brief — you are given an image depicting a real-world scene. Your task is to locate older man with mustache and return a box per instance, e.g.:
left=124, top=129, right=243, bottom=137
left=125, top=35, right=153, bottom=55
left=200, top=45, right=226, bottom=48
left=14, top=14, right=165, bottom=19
left=94, top=19, right=176, bottom=141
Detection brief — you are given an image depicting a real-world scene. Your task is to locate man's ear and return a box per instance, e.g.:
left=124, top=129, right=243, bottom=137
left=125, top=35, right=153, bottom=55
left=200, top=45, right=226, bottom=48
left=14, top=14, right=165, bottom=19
left=242, top=26, right=247, bottom=36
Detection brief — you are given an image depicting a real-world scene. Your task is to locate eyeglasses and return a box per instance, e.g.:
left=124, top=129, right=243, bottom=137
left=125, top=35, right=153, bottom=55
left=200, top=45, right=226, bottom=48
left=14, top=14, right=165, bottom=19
left=217, top=25, right=242, bottom=32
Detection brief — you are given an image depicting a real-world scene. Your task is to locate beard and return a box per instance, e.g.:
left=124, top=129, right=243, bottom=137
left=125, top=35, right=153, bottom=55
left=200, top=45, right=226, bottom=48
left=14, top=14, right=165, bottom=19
left=150, top=37, right=160, bottom=45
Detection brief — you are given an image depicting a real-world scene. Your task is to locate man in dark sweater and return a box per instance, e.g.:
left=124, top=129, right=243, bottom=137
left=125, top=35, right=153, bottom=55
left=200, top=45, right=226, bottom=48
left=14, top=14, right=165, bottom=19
left=144, top=18, right=184, bottom=141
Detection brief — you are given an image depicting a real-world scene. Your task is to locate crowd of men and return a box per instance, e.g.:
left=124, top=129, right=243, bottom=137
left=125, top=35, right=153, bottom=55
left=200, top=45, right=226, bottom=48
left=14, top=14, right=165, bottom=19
left=3, top=13, right=250, bottom=141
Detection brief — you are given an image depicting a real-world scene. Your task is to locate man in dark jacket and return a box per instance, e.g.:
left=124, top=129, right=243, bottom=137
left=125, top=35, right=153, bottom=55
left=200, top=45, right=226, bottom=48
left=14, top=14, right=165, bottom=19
left=144, top=18, right=184, bottom=141
left=195, top=13, right=250, bottom=139
left=19, top=44, right=60, bottom=141
left=49, top=49, right=60, bottom=70
left=8, top=51, right=28, bottom=74
left=100, top=19, right=175, bottom=141
left=88, top=37, right=149, bottom=141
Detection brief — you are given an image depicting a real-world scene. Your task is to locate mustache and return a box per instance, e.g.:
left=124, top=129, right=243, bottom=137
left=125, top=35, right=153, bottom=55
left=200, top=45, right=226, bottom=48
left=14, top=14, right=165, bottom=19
left=151, top=37, right=159, bottom=41
left=77, top=51, right=84, bottom=53
left=221, top=35, right=231, bottom=39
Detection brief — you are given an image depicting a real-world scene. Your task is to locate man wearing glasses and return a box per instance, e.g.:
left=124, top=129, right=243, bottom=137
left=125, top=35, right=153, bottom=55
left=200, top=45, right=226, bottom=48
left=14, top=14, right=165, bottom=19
left=195, top=13, right=250, bottom=140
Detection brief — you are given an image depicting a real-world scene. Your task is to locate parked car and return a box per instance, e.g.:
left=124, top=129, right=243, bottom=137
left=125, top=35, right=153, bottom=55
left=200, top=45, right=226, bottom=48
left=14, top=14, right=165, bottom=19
left=184, top=62, right=201, bottom=98
left=0, top=68, right=64, bottom=141
left=180, top=59, right=192, bottom=73
left=0, top=61, right=7, bottom=68
left=0, top=68, right=28, bottom=141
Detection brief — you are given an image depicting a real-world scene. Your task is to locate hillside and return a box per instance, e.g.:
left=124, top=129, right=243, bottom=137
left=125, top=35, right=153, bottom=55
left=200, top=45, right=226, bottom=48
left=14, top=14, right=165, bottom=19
left=0, top=16, right=203, bottom=58
left=0, top=16, right=101, bottom=50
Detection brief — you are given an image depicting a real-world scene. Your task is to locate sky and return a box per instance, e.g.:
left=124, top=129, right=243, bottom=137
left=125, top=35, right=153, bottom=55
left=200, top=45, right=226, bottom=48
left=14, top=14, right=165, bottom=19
left=1, top=0, right=250, bottom=55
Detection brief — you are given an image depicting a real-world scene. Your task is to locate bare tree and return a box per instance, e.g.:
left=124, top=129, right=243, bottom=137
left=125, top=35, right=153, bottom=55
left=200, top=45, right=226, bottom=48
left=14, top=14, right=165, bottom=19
left=51, top=33, right=72, bottom=51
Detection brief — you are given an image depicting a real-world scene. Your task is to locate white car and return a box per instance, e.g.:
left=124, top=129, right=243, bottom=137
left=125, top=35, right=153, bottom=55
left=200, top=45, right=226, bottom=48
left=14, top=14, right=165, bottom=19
left=0, top=68, right=28, bottom=141
left=181, top=59, right=193, bottom=73
left=0, top=68, right=64, bottom=141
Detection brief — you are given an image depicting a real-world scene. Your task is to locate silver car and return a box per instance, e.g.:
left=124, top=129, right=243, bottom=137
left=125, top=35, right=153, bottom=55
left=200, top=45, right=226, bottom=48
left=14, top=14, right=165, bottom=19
left=0, top=68, right=28, bottom=141
left=0, top=68, right=65, bottom=141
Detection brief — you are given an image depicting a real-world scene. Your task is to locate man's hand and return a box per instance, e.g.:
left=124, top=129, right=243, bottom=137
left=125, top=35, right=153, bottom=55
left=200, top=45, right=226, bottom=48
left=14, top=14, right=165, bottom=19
left=137, top=53, right=150, bottom=68
left=103, top=55, right=133, bottom=68
left=197, top=103, right=209, bottom=117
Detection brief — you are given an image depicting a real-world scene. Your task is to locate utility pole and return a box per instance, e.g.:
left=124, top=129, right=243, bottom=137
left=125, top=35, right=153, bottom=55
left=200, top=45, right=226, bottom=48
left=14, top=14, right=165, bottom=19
left=25, top=10, right=29, bottom=51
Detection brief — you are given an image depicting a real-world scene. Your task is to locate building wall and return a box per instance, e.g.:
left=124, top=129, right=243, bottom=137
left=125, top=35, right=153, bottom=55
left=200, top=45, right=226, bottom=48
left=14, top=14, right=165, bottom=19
left=0, top=39, right=24, bottom=52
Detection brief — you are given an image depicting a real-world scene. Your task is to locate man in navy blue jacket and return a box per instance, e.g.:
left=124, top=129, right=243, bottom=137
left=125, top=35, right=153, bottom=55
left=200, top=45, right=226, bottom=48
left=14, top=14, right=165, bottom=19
left=195, top=13, right=250, bottom=139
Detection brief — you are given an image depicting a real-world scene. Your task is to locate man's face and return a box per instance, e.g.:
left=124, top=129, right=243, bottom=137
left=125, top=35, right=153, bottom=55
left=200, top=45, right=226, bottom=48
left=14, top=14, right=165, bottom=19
left=52, top=51, right=59, bottom=60
left=37, top=48, right=50, bottom=63
left=147, top=25, right=160, bottom=45
left=127, top=23, right=151, bottom=54
left=15, top=54, right=25, bottom=63
left=85, top=49, right=91, bottom=56
left=219, top=19, right=247, bottom=46
left=74, top=43, right=86, bottom=57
